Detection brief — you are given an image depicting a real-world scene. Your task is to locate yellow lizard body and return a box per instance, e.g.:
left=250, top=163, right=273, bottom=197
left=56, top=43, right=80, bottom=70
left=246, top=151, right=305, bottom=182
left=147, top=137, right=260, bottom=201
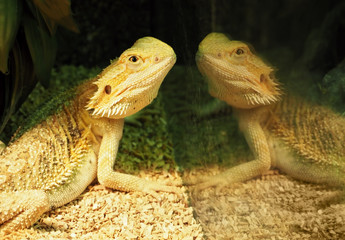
left=194, top=32, right=345, bottom=189
left=0, top=37, right=177, bottom=233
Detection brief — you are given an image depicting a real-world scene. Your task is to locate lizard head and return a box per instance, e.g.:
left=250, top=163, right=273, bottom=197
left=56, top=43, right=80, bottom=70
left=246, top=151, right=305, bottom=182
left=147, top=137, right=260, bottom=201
left=196, top=32, right=281, bottom=109
left=87, top=37, right=176, bottom=118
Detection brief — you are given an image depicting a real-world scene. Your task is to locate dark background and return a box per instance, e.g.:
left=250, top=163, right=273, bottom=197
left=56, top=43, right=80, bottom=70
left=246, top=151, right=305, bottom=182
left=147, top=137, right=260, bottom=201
left=57, top=0, right=345, bottom=75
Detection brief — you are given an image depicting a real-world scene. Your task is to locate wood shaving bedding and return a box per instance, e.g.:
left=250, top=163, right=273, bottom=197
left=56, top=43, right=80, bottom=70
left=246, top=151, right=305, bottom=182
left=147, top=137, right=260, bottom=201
left=5, top=164, right=345, bottom=240
left=4, top=171, right=204, bottom=240
left=187, top=167, right=345, bottom=240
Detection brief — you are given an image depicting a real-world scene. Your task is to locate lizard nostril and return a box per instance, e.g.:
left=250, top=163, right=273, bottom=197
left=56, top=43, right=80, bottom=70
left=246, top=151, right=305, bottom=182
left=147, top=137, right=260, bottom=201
left=105, top=85, right=112, bottom=94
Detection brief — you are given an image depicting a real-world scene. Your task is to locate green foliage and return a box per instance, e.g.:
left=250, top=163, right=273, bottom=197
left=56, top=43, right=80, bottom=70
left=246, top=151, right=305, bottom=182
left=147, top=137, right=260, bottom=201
left=0, top=0, right=78, bottom=136
left=0, top=0, right=78, bottom=79
left=117, top=98, right=175, bottom=174
left=31, top=0, right=78, bottom=34
left=0, top=0, right=22, bottom=73
left=23, top=15, right=57, bottom=87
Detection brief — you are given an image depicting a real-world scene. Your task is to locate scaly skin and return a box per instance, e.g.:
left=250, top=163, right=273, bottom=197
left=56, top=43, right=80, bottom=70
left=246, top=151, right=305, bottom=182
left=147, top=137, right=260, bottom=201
left=0, top=37, right=177, bottom=233
left=193, top=32, right=345, bottom=190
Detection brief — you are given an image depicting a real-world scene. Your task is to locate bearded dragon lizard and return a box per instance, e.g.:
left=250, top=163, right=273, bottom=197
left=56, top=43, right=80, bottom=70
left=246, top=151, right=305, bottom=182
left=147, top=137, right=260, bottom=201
left=0, top=36, right=177, bottom=233
left=193, top=32, right=345, bottom=190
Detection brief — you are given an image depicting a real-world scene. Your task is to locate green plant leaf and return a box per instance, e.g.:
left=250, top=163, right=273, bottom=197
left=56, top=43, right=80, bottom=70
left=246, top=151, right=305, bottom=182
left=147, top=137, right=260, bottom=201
left=40, top=11, right=58, bottom=35
left=31, top=0, right=79, bottom=34
left=23, top=15, right=57, bottom=87
left=0, top=38, right=37, bottom=137
left=0, top=0, right=22, bottom=73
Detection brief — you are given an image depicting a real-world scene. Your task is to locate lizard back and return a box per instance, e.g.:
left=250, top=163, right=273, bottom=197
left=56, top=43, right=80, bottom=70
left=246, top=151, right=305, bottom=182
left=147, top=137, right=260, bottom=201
left=0, top=82, right=96, bottom=193
left=268, top=96, right=345, bottom=168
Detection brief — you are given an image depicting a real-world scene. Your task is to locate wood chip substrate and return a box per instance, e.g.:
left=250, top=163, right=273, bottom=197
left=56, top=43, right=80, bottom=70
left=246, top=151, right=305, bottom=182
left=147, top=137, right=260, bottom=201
left=4, top=167, right=345, bottom=240
left=2, top=171, right=203, bottom=240
left=186, top=166, right=345, bottom=240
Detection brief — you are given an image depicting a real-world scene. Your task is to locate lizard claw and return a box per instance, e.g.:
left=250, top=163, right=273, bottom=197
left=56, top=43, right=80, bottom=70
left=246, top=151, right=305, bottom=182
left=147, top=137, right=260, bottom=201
left=182, top=172, right=209, bottom=186
left=195, top=176, right=224, bottom=190
left=141, top=182, right=183, bottom=199
left=187, top=176, right=229, bottom=198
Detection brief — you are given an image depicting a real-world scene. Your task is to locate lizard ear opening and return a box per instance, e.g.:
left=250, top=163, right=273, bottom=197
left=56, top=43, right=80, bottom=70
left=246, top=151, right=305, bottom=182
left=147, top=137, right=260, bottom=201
left=104, top=85, right=112, bottom=94
left=259, top=72, right=281, bottom=102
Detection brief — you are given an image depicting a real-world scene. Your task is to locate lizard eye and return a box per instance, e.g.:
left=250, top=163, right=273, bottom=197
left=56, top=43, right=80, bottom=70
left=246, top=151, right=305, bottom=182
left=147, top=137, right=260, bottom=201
left=235, top=48, right=245, bottom=55
left=105, top=85, right=112, bottom=94
left=127, top=55, right=143, bottom=70
left=129, top=55, right=139, bottom=62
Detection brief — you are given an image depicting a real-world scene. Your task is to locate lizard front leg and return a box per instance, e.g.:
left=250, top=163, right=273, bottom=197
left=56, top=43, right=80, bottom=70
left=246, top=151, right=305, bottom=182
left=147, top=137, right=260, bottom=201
left=190, top=110, right=272, bottom=190
left=97, top=118, right=180, bottom=196
left=0, top=190, right=50, bottom=234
